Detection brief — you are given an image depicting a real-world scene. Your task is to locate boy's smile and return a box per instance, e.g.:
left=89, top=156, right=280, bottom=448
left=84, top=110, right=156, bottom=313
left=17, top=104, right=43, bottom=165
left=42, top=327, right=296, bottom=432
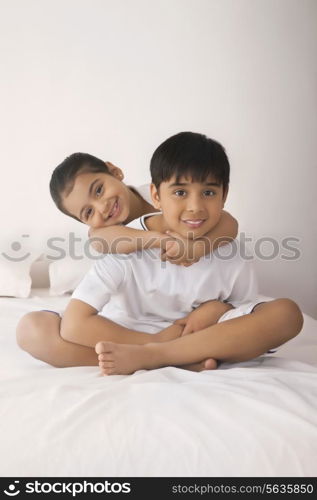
left=149, top=175, right=228, bottom=239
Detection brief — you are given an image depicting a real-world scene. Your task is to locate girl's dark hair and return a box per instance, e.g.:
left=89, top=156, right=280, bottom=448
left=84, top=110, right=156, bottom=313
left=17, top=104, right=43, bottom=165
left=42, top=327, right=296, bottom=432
left=49, top=152, right=110, bottom=221
left=150, top=131, right=230, bottom=193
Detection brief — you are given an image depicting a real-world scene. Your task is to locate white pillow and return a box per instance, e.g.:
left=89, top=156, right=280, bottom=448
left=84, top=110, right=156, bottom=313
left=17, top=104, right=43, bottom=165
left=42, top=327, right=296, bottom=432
left=0, top=249, right=40, bottom=298
left=49, top=254, right=97, bottom=296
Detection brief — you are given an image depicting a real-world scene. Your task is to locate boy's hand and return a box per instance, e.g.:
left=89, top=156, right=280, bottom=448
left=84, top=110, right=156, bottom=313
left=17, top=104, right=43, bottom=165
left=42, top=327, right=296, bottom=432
left=174, top=300, right=234, bottom=336
left=154, top=323, right=184, bottom=343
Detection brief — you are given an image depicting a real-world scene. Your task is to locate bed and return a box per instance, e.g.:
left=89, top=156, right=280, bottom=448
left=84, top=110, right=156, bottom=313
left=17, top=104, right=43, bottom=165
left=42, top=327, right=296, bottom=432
left=1, top=288, right=317, bottom=477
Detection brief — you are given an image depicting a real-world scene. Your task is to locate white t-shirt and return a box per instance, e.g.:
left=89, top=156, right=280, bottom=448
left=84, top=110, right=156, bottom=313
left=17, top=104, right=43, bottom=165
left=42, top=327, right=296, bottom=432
left=72, top=213, right=258, bottom=333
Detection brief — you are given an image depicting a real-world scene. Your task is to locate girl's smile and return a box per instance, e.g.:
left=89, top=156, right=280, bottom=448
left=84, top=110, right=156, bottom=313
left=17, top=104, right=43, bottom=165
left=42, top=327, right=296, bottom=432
left=62, top=171, right=131, bottom=229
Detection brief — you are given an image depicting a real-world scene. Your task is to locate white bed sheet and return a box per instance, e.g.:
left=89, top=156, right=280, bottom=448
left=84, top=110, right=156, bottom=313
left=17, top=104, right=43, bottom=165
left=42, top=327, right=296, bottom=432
left=0, top=289, right=317, bottom=477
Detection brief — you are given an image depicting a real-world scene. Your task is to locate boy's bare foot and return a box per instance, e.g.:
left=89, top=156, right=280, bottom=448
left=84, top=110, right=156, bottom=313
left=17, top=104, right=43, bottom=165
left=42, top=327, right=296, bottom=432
left=181, top=358, right=218, bottom=372
left=96, top=341, right=154, bottom=375
left=95, top=341, right=217, bottom=375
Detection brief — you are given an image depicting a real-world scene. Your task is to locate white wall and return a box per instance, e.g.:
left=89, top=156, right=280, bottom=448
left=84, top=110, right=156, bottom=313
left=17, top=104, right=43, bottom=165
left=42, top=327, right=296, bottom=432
left=1, top=0, right=316, bottom=317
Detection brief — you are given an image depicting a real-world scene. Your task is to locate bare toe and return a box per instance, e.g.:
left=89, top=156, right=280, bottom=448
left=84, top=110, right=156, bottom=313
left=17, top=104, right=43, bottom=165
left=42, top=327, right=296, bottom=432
left=95, top=341, right=114, bottom=355
left=99, top=361, right=114, bottom=369
left=181, top=360, right=206, bottom=372
left=98, top=353, right=114, bottom=362
left=204, top=358, right=218, bottom=370
left=181, top=358, right=218, bottom=372
left=102, top=367, right=115, bottom=376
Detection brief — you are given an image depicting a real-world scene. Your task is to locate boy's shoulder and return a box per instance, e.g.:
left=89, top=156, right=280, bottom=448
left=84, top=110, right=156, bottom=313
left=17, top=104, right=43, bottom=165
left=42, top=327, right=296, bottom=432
left=126, top=212, right=159, bottom=231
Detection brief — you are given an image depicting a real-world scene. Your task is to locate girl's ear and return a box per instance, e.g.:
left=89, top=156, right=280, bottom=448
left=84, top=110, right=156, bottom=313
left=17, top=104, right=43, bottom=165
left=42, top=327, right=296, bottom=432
left=150, top=183, right=161, bottom=209
left=105, top=162, right=124, bottom=180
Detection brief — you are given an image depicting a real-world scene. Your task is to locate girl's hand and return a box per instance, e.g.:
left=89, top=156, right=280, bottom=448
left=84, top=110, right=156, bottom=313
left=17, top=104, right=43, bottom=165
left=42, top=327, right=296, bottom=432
left=160, top=231, right=201, bottom=267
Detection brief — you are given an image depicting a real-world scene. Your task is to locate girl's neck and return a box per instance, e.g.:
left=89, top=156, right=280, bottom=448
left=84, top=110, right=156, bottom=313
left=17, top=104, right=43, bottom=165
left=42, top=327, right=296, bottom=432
left=125, top=186, right=158, bottom=223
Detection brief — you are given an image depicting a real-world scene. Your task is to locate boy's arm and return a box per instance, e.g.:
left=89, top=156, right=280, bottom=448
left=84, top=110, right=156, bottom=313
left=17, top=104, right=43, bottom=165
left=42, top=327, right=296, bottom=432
left=174, top=300, right=234, bottom=336
left=62, top=252, right=185, bottom=347
left=60, top=299, right=183, bottom=348
left=161, top=210, right=238, bottom=265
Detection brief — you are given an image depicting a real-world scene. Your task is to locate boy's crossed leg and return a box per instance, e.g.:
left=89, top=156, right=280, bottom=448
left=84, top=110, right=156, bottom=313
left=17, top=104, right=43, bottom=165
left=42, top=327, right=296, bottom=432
left=16, top=312, right=98, bottom=367
left=16, top=311, right=216, bottom=372
left=96, top=299, right=303, bottom=375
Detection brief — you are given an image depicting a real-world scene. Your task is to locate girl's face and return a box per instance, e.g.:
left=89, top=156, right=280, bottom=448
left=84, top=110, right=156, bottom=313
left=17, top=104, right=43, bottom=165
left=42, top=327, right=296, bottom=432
left=61, top=163, right=131, bottom=228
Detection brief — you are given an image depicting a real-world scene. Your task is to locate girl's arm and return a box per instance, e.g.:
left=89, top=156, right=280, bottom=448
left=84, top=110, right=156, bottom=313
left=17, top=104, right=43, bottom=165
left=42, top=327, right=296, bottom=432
left=204, top=210, right=238, bottom=248
left=88, top=225, right=167, bottom=254
left=89, top=210, right=238, bottom=263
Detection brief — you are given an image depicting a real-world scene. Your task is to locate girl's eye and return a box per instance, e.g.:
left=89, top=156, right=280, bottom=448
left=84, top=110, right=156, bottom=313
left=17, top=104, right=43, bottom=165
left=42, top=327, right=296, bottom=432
left=204, top=190, right=215, bottom=197
left=96, top=185, right=103, bottom=196
left=85, top=208, right=93, bottom=220
left=174, top=190, right=186, bottom=197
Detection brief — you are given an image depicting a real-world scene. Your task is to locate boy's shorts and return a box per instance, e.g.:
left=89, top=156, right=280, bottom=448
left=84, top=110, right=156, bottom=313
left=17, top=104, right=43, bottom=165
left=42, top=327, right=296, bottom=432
left=218, top=301, right=277, bottom=355
left=41, top=309, right=61, bottom=317
left=218, top=301, right=263, bottom=323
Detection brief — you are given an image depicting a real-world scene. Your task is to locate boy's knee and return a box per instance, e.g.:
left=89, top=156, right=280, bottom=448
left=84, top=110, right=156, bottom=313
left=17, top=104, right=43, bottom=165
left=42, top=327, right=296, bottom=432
left=16, top=312, right=39, bottom=350
left=273, top=298, right=304, bottom=337
left=16, top=311, right=58, bottom=351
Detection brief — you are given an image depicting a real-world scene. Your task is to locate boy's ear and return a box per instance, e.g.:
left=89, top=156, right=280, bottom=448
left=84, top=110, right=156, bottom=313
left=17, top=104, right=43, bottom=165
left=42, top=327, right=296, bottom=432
left=222, top=186, right=229, bottom=207
left=105, top=162, right=124, bottom=180
left=150, top=183, right=161, bottom=210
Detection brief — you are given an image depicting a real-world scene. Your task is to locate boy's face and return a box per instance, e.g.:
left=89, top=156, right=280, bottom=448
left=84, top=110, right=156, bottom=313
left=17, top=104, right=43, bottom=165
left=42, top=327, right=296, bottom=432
left=61, top=163, right=131, bottom=228
left=150, top=175, right=228, bottom=239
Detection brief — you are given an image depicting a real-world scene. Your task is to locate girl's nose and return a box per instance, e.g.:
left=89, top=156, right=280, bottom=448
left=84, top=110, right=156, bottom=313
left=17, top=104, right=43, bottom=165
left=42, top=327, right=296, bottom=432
left=95, top=199, right=108, bottom=216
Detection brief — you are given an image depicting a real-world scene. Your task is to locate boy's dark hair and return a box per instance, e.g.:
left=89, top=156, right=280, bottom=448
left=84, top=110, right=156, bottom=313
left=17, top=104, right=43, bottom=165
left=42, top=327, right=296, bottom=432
left=49, top=152, right=110, bottom=221
left=150, top=132, right=230, bottom=194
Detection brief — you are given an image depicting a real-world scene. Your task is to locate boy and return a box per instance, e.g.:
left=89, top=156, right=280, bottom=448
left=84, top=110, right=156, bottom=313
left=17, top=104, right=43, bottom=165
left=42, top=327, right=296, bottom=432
left=58, top=132, right=303, bottom=375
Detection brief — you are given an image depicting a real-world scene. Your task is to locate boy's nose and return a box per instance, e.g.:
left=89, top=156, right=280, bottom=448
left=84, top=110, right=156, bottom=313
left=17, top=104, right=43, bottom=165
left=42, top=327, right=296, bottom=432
left=186, top=195, right=204, bottom=213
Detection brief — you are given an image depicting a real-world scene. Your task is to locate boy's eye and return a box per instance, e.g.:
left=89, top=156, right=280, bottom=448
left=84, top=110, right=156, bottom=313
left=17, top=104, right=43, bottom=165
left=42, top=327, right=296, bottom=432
left=173, top=189, right=215, bottom=197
